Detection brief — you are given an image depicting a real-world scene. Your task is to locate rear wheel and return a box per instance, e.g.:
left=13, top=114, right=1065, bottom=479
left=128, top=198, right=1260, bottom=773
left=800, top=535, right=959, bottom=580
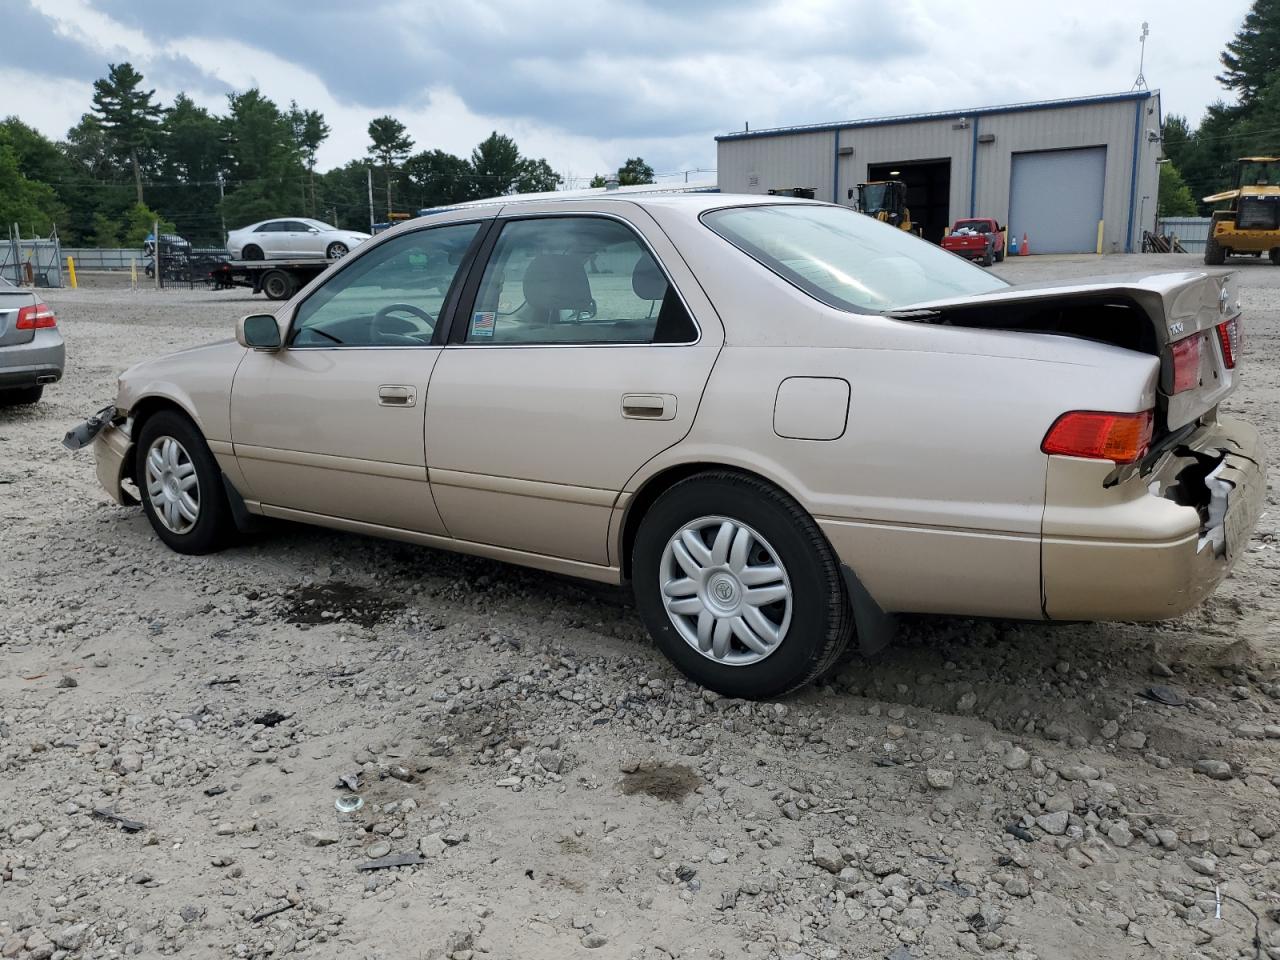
left=1204, top=236, right=1227, bottom=265
left=632, top=472, right=852, bottom=699
left=135, top=410, right=232, bottom=555
left=261, top=270, right=295, bottom=301
left=982, top=245, right=995, bottom=267
left=325, top=241, right=349, bottom=260
left=1270, top=248, right=1280, bottom=265
left=241, top=244, right=264, bottom=261
left=0, top=385, right=42, bottom=406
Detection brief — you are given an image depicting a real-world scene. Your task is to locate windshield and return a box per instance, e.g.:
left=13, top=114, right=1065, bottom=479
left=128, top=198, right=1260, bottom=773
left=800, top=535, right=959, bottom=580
left=1238, top=161, right=1275, bottom=187
left=702, top=204, right=1007, bottom=312
left=858, top=183, right=889, bottom=212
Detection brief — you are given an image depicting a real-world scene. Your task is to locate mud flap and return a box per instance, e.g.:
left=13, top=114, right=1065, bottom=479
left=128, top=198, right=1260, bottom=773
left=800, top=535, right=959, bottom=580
left=840, top=565, right=897, bottom=656
left=222, top=473, right=268, bottom=534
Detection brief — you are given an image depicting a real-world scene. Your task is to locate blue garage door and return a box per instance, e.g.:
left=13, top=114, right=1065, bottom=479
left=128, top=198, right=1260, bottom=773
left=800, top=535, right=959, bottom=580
left=1009, top=148, right=1106, bottom=254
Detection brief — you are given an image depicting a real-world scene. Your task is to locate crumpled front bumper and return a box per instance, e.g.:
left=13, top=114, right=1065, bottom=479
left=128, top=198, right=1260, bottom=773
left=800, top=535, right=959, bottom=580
left=64, top=406, right=136, bottom=505
left=1042, top=414, right=1266, bottom=621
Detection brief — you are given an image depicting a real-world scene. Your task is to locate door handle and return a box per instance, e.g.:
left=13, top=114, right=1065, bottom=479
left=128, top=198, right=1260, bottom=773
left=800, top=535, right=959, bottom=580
left=621, top=393, right=676, bottom=421
left=378, top=385, right=416, bottom=407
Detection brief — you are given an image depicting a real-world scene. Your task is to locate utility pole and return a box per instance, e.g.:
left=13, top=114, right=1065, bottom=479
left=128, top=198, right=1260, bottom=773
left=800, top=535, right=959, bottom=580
left=367, top=168, right=375, bottom=233
left=217, top=174, right=226, bottom=243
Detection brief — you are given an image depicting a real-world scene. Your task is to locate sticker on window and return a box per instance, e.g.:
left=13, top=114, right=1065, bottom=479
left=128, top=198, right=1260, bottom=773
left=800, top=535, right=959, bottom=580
left=470, top=312, right=496, bottom=338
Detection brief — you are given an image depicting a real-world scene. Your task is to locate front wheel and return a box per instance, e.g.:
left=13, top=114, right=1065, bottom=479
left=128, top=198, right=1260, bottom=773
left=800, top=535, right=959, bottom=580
left=325, top=242, right=349, bottom=260
left=135, top=411, right=232, bottom=555
left=632, top=472, right=853, bottom=699
left=995, top=246, right=1005, bottom=263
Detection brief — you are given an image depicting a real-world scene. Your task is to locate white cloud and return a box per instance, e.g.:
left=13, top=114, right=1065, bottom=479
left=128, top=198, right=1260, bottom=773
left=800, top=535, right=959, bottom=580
left=6, top=0, right=1258, bottom=184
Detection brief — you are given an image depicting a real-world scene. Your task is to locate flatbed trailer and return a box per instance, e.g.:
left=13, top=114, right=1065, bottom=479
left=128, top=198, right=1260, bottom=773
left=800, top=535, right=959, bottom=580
left=210, top=258, right=334, bottom=300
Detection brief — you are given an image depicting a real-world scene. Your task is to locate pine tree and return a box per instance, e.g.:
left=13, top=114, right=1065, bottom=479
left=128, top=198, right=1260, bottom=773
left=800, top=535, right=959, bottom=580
left=1217, top=0, right=1280, bottom=106
left=91, top=63, right=164, bottom=204
left=367, top=116, right=413, bottom=218
left=290, top=102, right=330, bottom=216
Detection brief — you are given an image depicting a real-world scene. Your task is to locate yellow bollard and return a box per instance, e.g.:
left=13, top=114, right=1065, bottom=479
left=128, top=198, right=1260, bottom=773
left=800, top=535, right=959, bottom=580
left=66, top=256, right=78, bottom=289
left=1096, top=220, right=1104, bottom=255
left=130, top=258, right=138, bottom=291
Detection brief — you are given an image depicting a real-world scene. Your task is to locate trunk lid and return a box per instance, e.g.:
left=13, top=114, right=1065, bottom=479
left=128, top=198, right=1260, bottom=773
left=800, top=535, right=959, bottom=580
left=890, top=271, right=1240, bottom=432
left=0, top=288, right=38, bottom=347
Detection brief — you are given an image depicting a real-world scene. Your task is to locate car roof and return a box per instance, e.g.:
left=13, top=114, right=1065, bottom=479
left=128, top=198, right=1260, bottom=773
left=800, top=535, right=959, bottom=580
left=419, top=191, right=814, bottom=220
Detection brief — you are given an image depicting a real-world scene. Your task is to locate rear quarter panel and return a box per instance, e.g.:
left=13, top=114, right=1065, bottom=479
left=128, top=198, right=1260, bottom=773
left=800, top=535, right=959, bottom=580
left=632, top=205, right=1160, bottom=617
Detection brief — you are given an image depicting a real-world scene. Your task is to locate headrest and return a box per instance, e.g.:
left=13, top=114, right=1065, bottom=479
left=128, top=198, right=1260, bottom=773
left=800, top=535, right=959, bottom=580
left=523, top=255, right=592, bottom=313
left=631, top=255, right=667, bottom=300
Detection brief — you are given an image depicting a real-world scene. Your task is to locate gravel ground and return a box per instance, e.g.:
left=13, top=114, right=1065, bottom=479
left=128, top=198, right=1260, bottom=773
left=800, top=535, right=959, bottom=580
left=1, top=253, right=1278, bottom=960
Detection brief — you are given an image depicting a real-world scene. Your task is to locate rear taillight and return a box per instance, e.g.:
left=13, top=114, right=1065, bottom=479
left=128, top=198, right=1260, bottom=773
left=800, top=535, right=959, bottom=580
left=1170, top=335, right=1201, bottom=393
left=1042, top=410, right=1154, bottom=464
left=15, top=303, right=57, bottom=330
left=1215, top=316, right=1240, bottom=369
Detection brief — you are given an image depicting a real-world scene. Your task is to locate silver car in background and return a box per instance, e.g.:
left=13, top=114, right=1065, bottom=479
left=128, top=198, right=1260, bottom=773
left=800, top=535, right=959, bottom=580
left=226, top=219, right=371, bottom=261
left=0, top=277, right=63, bottom=406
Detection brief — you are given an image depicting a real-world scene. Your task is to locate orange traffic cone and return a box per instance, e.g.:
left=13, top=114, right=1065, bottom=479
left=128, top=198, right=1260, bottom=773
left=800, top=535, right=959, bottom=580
left=1020, top=233, right=1030, bottom=256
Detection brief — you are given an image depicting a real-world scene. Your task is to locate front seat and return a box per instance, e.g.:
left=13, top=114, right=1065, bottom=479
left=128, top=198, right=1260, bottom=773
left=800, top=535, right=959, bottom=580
left=522, top=255, right=593, bottom=328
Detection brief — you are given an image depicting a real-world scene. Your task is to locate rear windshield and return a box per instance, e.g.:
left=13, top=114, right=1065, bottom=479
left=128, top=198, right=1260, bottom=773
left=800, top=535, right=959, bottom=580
left=702, top=203, right=1006, bottom=312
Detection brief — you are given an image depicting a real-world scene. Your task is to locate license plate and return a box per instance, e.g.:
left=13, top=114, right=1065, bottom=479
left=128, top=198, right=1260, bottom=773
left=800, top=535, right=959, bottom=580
left=62, top=405, right=116, bottom=451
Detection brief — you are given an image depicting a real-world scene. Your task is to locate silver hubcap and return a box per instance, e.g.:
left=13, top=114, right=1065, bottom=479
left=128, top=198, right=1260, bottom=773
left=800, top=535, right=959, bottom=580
left=659, top=516, right=792, bottom=666
left=145, top=436, right=200, bottom=534
left=330, top=245, right=347, bottom=259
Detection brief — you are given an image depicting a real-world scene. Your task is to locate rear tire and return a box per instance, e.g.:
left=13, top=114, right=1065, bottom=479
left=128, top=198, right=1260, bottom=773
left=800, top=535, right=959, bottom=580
left=982, top=245, right=995, bottom=267
left=0, top=385, right=42, bottom=406
left=242, top=244, right=264, bottom=261
left=261, top=270, right=295, bottom=301
left=134, top=410, right=232, bottom=555
left=325, top=241, right=349, bottom=260
left=632, top=472, right=853, bottom=699
left=1270, top=248, right=1280, bottom=265
left=1204, top=236, right=1227, bottom=265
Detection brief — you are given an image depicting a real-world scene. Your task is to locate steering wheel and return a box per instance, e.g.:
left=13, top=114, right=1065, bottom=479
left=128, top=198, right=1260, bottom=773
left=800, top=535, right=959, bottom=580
left=375, top=302, right=435, bottom=326
left=372, top=302, right=435, bottom=344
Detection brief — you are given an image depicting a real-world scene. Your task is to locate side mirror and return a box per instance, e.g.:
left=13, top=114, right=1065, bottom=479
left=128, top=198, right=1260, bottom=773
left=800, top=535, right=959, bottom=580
left=237, top=314, right=282, bottom=351
left=308, top=227, right=321, bottom=234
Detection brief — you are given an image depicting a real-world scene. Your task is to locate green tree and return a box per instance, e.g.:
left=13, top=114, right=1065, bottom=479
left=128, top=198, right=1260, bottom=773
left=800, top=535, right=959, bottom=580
left=403, top=148, right=477, bottom=209
left=290, top=102, right=330, bottom=216
left=470, top=132, right=560, bottom=197
left=1218, top=0, right=1280, bottom=107
left=1157, top=162, right=1197, bottom=216
left=220, top=89, right=305, bottom=228
left=367, top=115, right=413, bottom=218
left=617, top=157, right=654, bottom=185
left=119, top=201, right=174, bottom=246
left=91, top=62, right=164, bottom=204
left=0, top=144, right=62, bottom=235
left=153, top=95, right=224, bottom=243
left=91, top=212, right=119, bottom=247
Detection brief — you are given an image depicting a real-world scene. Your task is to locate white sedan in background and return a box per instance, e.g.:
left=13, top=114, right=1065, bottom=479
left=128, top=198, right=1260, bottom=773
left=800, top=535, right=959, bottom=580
left=227, top=219, right=370, bottom=261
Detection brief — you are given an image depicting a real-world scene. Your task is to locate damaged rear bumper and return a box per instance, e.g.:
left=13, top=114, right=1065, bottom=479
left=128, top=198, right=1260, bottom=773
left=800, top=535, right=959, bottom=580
left=1041, top=414, right=1265, bottom=621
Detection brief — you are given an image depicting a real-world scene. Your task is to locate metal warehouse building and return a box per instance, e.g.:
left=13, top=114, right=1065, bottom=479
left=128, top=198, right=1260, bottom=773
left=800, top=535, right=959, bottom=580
left=716, top=91, right=1163, bottom=254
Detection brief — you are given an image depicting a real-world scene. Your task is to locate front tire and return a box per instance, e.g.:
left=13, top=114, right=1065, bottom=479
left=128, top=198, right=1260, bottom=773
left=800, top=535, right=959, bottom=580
left=325, top=242, right=349, bottom=260
left=135, top=411, right=232, bottom=555
left=0, top=385, right=43, bottom=406
left=632, top=472, right=853, bottom=699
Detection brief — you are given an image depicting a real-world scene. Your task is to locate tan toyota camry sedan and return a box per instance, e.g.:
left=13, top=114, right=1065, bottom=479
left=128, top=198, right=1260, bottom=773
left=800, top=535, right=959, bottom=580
left=70, top=193, right=1264, bottom=699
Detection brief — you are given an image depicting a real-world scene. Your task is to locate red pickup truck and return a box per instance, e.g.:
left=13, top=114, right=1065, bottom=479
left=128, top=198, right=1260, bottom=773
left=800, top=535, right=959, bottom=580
left=941, top=218, right=1004, bottom=266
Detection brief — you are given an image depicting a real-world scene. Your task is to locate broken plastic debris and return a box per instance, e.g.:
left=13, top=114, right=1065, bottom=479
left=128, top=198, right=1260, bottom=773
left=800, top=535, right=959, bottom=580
left=334, top=794, right=364, bottom=814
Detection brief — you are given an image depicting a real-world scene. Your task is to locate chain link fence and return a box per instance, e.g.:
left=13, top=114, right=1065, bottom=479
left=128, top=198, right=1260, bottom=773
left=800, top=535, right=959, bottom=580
left=1, top=226, right=63, bottom=287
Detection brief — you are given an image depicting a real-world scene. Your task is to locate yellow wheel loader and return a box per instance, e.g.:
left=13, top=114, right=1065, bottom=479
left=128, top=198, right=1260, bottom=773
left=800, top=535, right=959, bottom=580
left=854, top=181, right=914, bottom=233
left=1203, top=157, right=1280, bottom=266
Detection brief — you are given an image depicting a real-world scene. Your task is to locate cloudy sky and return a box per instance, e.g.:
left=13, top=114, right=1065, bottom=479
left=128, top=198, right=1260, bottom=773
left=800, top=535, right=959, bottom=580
left=3, top=0, right=1252, bottom=186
